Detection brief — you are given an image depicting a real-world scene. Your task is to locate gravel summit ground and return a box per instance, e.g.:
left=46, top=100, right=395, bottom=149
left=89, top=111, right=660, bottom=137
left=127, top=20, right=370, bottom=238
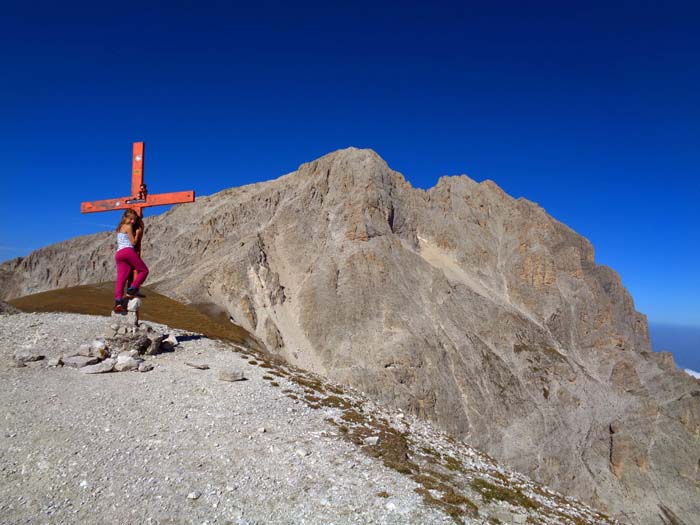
left=0, top=312, right=452, bottom=525
left=1, top=310, right=618, bottom=525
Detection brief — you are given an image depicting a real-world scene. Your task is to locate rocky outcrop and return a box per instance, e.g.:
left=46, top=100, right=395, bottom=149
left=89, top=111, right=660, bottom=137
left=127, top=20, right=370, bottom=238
left=1, top=148, right=698, bottom=523
left=0, top=300, right=21, bottom=315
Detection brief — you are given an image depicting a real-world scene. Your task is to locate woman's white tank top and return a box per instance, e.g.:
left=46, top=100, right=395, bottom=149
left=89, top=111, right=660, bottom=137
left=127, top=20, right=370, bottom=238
left=117, top=232, right=133, bottom=252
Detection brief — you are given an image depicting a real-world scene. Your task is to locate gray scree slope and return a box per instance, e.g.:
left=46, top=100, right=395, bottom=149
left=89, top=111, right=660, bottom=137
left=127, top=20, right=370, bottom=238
left=1, top=148, right=698, bottom=524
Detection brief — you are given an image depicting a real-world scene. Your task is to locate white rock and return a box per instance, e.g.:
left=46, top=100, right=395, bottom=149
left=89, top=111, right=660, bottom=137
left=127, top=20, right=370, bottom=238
left=185, top=362, right=210, bottom=370
left=13, top=349, right=45, bottom=363
left=160, top=334, right=179, bottom=351
left=90, top=340, right=109, bottom=359
left=187, top=491, right=201, bottom=500
left=62, top=355, right=99, bottom=368
left=218, top=370, right=245, bottom=382
left=115, top=355, right=140, bottom=372
left=127, top=298, right=141, bottom=312
left=80, top=359, right=116, bottom=374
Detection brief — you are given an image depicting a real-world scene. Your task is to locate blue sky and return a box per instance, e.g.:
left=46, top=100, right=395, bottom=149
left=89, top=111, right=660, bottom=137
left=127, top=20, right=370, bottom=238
left=2, top=2, right=698, bottom=364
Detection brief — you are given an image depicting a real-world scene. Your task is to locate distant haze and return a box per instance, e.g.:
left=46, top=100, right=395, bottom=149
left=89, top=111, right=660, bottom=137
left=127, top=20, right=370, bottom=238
left=649, top=322, right=700, bottom=372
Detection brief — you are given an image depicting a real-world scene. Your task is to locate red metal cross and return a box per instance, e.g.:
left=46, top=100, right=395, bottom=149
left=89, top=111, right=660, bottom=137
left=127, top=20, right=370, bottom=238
left=80, top=142, right=195, bottom=218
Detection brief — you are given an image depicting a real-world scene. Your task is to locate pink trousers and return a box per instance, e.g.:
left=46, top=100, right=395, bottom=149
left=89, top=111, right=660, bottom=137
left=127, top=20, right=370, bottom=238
left=115, top=248, right=149, bottom=299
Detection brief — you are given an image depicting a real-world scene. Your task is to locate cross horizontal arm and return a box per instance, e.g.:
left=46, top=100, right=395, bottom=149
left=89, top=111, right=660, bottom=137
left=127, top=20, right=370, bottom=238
left=80, top=190, right=195, bottom=214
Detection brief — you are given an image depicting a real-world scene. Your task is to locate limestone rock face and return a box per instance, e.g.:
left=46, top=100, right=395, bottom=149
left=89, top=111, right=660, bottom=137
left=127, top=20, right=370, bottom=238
left=1, top=148, right=698, bottom=523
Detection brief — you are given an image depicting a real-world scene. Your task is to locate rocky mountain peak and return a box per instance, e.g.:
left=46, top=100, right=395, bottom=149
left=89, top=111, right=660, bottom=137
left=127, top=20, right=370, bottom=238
left=1, top=148, right=698, bottom=524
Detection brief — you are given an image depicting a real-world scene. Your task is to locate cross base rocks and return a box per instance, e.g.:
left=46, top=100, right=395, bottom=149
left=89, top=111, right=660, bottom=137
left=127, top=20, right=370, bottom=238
left=111, top=297, right=142, bottom=326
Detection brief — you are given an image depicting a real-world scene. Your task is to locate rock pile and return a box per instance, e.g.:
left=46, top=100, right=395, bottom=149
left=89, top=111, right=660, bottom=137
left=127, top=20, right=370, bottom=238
left=12, top=314, right=179, bottom=374
left=0, top=300, right=20, bottom=315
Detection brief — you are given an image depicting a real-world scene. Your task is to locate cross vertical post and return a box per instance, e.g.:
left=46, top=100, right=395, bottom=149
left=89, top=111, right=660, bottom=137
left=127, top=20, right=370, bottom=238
left=131, top=142, right=145, bottom=218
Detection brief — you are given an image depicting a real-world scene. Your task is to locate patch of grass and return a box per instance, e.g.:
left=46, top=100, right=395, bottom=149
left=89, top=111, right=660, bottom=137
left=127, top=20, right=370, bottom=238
left=290, top=375, right=327, bottom=394
left=443, top=455, right=463, bottom=472
left=324, top=383, right=345, bottom=395
left=419, top=446, right=441, bottom=461
left=341, top=409, right=365, bottom=425
left=530, top=484, right=611, bottom=525
left=470, top=479, right=538, bottom=511
left=423, top=468, right=452, bottom=484
left=414, top=486, right=478, bottom=523
left=325, top=399, right=486, bottom=524
left=412, top=473, right=442, bottom=491
left=377, top=428, right=416, bottom=475
left=262, top=375, right=274, bottom=380
left=248, top=360, right=258, bottom=365
left=319, top=395, right=352, bottom=410
left=270, top=381, right=279, bottom=387
left=550, top=509, right=609, bottom=525
left=335, top=409, right=418, bottom=476
left=376, top=491, right=390, bottom=498
left=489, top=470, right=509, bottom=484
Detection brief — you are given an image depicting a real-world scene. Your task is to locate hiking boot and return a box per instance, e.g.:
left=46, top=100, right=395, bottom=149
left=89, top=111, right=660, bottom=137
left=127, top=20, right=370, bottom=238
left=126, top=287, right=146, bottom=298
left=113, top=300, right=125, bottom=314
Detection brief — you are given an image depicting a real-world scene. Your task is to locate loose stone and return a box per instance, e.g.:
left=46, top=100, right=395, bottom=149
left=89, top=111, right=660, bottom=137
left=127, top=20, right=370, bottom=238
left=91, top=340, right=107, bottom=352
left=146, top=335, right=165, bottom=355
left=90, top=340, right=109, bottom=359
left=160, top=334, right=179, bottom=351
left=114, top=355, right=141, bottom=372
left=62, top=356, right=99, bottom=369
left=218, top=370, right=245, bottom=382
left=185, top=362, right=210, bottom=370
left=80, top=359, right=116, bottom=374
left=13, top=350, right=45, bottom=363
left=126, top=298, right=142, bottom=312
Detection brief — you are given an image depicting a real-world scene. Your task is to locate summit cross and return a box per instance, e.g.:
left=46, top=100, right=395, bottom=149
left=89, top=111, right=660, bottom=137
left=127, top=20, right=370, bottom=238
left=80, top=142, right=195, bottom=218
